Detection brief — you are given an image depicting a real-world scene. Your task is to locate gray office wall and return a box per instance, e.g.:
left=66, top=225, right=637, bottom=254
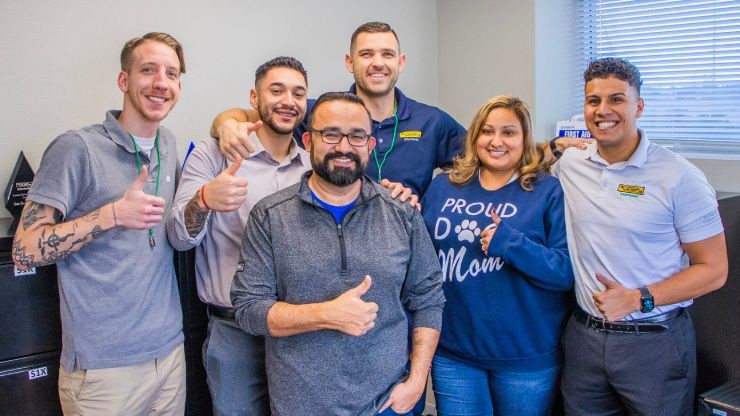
left=0, top=0, right=440, bottom=218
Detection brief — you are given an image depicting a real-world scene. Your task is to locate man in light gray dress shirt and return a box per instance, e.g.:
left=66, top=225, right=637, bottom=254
left=166, top=56, right=310, bottom=415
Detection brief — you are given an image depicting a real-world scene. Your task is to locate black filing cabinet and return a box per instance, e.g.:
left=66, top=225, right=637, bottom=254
left=694, top=193, right=740, bottom=404
left=0, top=217, right=213, bottom=416
left=0, top=218, right=62, bottom=415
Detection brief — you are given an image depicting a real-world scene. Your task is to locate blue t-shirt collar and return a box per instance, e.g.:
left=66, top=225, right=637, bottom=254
left=310, top=188, right=358, bottom=224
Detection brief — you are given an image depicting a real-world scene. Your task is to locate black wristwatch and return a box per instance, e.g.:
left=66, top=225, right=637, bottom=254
left=549, top=137, right=563, bottom=159
left=639, top=287, right=655, bottom=313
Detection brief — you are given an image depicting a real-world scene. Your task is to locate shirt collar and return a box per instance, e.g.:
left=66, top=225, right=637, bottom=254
left=347, top=84, right=410, bottom=123
left=626, top=129, right=650, bottom=167
left=251, top=132, right=307, bottom=166
left=103, top=110, right=140, bottom=154
left=586, top=129, right=650, bottom=168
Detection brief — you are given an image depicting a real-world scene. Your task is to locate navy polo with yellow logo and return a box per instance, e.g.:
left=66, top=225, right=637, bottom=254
left=295, top=85, right=466, bottom=196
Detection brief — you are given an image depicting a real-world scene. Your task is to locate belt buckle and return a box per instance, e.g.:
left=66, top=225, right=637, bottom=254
left=587, top=316, right=607, bottom=332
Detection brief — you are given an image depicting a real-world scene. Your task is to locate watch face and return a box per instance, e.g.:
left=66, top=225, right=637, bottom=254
left=641, top=297, right=655, bottom=313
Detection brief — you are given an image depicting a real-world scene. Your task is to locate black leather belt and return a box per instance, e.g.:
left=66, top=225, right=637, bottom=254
left=207, top=304, right=235, bottom=320
left=573, top=307, right=684, bottom=334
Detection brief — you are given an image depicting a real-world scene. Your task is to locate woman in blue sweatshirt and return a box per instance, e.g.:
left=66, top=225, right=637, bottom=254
left=421, top=96, right=574, bottom=415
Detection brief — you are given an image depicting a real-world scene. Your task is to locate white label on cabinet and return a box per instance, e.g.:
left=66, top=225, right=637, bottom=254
left=14, top=266, right=36, bottom=276
left=28, top=366, right=48, bottom=380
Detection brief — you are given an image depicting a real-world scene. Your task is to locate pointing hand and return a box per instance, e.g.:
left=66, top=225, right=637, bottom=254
left=480, top=207, right=501, bottom=255
left=218, top=120, right=263, bottom=162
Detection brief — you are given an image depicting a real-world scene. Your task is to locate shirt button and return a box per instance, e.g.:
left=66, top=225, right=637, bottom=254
left=378, top=138, right=384, bottom=143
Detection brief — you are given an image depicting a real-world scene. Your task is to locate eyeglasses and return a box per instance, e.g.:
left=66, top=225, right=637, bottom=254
left=310, top=129, right=371, bottom=147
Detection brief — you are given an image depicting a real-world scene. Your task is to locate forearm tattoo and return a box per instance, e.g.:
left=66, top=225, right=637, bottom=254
left=185, top=189, right=209, bottom=238
left=13, top=204, right=107, bottom=268
left=21, top=201, right=45, bottom=229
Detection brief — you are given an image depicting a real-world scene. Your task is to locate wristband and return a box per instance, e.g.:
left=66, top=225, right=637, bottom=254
left=549, top=137, right=563, bottom=159
left=111, top=201, right=118, bottom=226
left=200, top=185, right=211, bottom=211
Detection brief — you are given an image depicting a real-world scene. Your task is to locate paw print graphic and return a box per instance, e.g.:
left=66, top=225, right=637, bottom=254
left=454, top=219, right=481, bottom=243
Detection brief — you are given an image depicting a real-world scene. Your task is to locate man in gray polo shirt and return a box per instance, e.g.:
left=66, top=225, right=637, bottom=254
left=231, top=92, right=445, bottom=415
left=166, top=56, right=310, bottom=415
left=13, top=32, right=186, bottom=415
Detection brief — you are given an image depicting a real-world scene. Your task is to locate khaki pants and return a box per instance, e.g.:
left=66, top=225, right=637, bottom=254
left=58, top=344, right=186, bottom=416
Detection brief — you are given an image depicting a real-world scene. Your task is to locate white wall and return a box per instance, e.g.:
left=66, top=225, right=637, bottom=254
left=437, top=0, right=740, bottom=193
left=534, top=0, right=580, bottom=139
left=437, top=0, right=578, bottom=138
left=438, top=0, right=536, bottom=131
left=0, top=0, right=440, bottom=218
left=3, top=0, right=737, bottom=221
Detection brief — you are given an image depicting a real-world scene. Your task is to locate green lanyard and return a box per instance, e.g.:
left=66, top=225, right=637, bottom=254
left=372, top=100, right=399, bottom=181
left=128, top=131, right=161, bottom=248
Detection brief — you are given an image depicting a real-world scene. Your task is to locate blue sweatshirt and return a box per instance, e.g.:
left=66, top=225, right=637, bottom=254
left=421, top=173, right=574, bottom=371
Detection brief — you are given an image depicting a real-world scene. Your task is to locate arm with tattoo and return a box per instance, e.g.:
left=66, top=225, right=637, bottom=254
left=184, top=187, right=210, bottom=238
left=14, top=167, right=167, bottom=269
left=12, top=201, right=116, bottom=269
left=182, top=156, right=249, bottom=239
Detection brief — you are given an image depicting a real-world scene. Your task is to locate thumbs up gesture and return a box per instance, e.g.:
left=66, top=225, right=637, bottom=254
left=114, top=165, right=167, bottom=229
left=327, top=275, right=379, bottom=336
left=592, top=272, right=641, bottom=321
left=200, top=157, right=249, bottom=212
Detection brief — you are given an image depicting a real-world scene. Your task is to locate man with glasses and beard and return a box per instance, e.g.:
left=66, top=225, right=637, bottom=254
left=230, top=92, right=445, bottom=416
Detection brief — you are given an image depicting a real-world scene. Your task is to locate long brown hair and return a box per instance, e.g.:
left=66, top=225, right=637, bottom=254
left=449, top=95, right=541, bottom=191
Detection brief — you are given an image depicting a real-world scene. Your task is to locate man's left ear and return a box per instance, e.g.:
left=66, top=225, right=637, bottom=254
left=398, top=54, right=407, bottom=73
left=302, top=131, right=312, bottom=151
left=344, top=53, right=354, bottom=74
left=636, top=97, right=645, bottom=118
left=117, top=71, right=129, bottom=92
left=249, top=89, right=258, bottom=109
left=367, top=136, right=377, bottom=152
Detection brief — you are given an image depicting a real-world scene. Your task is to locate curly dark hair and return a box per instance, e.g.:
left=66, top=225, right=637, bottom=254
left=584, top=57, right=642, bottom=95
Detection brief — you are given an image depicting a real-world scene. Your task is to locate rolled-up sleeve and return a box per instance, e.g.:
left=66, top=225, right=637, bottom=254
left=165, top=140, right=217, bottom=251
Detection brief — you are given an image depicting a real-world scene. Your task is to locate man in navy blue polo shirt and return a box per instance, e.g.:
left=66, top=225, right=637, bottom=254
left=211, top=21, right=466, bottom=197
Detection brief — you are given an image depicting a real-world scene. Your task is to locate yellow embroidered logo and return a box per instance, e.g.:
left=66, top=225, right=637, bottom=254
left=399, top=131, right=422, bottom=140
left=617, top=184, right=645, bottom=197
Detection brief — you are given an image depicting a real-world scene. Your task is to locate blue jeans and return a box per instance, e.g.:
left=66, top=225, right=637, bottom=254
left=203, top=315, right=269, bottom=416
left=432, top=354, right=560, bottom=416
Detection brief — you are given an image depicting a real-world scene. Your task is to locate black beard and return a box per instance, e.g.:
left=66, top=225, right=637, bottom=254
left=311, top=150, right=365, bottom=187
left=258, top=104, right=300, bottom=135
